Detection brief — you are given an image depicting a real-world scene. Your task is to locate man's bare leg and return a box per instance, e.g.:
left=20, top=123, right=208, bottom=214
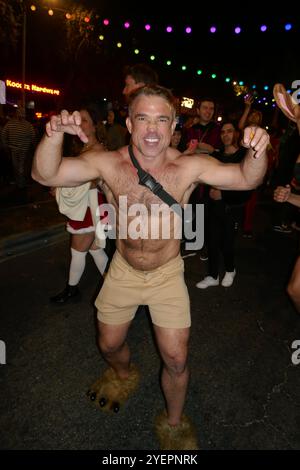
left=97, top=320, right=132, bottom=379
left=154, top=325, right=190, bottom=425
left=87, top=319, right=139, bottom=412
left=153, top=325, right=198, bottom=449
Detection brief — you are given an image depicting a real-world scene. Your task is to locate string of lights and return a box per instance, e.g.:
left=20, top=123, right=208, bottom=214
left=30, top=6, right=296, bottom=33
left=28, top=5, right=297, bottom=106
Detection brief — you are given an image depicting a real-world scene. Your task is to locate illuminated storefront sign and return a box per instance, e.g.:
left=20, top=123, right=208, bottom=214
left=181, top=97, right=194, bottom=109
left=6, top=79, right=60, bottom=96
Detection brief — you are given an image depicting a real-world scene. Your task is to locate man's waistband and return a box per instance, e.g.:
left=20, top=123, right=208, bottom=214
left=113, top=249, right=183, bottom=275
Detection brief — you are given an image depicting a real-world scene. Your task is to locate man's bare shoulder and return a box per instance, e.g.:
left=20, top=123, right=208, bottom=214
left=174, top=152, right=214, bottom=168
left=174, top=153, right=223, bottom=185
left=117, top=145, right=132, bottom=160
left=167, top=147, right=181, bottom=160
left=80, top=146, right=124, bottom=166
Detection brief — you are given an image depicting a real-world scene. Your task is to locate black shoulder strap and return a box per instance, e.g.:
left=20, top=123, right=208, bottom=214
left=128, top=145, right=182, bottom=218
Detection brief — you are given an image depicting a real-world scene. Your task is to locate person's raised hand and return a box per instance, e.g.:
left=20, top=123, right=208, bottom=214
left=45, top=110, right=88, bottom=143
left=242, top=126, right=270, bottom=159
left=244, top=95, right=254, bottom=106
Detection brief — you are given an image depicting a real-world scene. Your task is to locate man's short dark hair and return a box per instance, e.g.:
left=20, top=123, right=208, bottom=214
left=199, top=98, right=216, bottom=108
left=127, top=85, right=175, bottom=119
left=124, top=63, right=159, bottom=86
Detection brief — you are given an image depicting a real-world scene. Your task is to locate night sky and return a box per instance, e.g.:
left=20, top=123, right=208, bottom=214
left=3, top=0, right=299, bottom=113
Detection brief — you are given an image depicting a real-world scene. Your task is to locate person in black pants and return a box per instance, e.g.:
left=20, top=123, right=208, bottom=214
left=196, top=121, right=251, bottom=289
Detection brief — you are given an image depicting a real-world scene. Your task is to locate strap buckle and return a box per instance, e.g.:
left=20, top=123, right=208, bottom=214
left=139, top=173, right=162, bottom=194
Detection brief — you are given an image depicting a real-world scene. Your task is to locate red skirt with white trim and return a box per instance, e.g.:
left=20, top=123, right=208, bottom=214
left=66, top=191, right=105, bottom=234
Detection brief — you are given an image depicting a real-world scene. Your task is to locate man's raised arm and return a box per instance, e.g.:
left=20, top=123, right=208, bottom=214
left=184, top=126, right=269, bottom=190
left=237, top=126, right=269, bottom=188
left=32, top=110, right=104, bottom=187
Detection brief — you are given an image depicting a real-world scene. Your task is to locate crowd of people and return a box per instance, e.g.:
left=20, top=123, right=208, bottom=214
left=2, top=63, right=300, bottom=450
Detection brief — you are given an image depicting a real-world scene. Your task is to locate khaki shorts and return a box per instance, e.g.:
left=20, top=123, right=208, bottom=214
left=95, top=250, right=190, bottom=329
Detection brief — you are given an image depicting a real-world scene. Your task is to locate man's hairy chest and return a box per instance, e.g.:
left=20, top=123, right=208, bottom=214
left=103, top=163, right=185, bottom=210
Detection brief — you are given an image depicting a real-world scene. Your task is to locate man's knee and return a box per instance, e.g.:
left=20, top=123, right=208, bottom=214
left=97, top=320, right=130, bottom=355
left=98, top=334, right=124, bottom=355
left=97, top=324, right=125, bottom=355
left=163, top=352, right=188, bottom=375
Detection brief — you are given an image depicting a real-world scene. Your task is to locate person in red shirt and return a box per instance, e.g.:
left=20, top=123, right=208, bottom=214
left=185, top=98, right=222, bottom=153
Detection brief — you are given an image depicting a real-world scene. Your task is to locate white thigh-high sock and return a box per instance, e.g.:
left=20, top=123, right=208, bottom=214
left=68, top=248, right=87, bottom=286
left=89, top=248, right=108, bottom=275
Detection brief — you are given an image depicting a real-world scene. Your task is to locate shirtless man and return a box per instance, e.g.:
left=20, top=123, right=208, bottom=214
left=32, top=85, right=269, bottom=450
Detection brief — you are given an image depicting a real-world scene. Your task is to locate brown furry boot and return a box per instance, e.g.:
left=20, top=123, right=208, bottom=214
left=86, top=364, right=140, bottom=413
left=155, top=411, right=199, bottom=450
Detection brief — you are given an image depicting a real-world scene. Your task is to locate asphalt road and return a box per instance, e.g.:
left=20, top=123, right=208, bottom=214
left=1, top=202, right=300, bottom=450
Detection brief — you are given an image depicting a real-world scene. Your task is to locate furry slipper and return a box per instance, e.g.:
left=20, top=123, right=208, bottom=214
left=87, top=364, right=139, bottom=413
left=155, top=410, right=199, bottom=450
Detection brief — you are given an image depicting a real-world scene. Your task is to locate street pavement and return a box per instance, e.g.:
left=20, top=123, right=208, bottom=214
left=0, top=189, right=300, bottom=450
left=0, top=182, right=66, bottom=263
